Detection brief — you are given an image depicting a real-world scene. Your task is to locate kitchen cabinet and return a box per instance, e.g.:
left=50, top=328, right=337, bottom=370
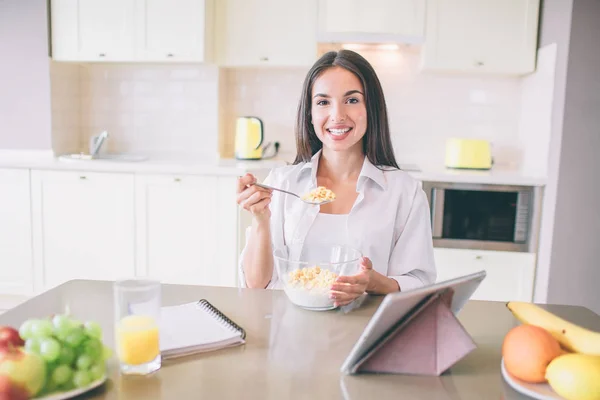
left=135, top=174, right=239, bottom=287
left=215, top=0, right=318, bottom=67
left=30, top=170, right=136, bottom=291
left=0, top=169, right=34, bottom=296
left=51, top=0, right=136, bottom=62
left=134, top=0, right=214, bottom=62
left=318, top=0, right=425, bottom=41
left=420, top=0, right=540, bottom=75
left=434, top=248, right=536, bottom=302
left=51, top=0, right=214, bottom=63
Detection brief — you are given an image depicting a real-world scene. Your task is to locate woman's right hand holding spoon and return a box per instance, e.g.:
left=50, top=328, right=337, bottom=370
left=236, top=174, right=273, bottom=222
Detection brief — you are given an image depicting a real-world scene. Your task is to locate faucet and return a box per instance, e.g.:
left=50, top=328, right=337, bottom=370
left=89, top=131, right=109, bottom=157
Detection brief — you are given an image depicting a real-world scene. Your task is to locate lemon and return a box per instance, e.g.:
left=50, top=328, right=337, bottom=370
left=546, top=353, right=600, bottom=400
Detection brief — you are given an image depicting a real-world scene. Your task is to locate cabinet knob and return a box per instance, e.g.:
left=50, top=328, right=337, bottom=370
left=259, top=57, right=269, bottom=62
left=174, top=177, right=181, bottom=182
left=79, top=176, right=87, bottom=180
left=167, top=53, right=174, bottom=58
left=475, top=61, right=484, bottom=67
left=475, top=255, right=483, bottom=260
left=99, top=53, right=106, bottom=57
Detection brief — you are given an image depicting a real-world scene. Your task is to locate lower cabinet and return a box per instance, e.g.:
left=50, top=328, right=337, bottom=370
left=134, top=174, right=239, bottom=287
left=31, top=170, right=136, bottom=291
left=0, top=169, right=34, bottom=296
left=434, top=247, right=536, bottom=302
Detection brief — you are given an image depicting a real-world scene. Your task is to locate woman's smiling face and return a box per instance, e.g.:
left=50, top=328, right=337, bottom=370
left=311, top=66, right=368, bottom=154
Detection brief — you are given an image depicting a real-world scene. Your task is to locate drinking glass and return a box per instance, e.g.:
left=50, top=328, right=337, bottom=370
left=114, top=279, right=161, bottom=375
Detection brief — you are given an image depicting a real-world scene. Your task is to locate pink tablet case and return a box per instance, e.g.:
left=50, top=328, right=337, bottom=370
left=355, top=289, right=477, bottom=376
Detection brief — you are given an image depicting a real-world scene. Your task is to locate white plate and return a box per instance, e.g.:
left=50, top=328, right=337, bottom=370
left=501, top=358, right=564, bottom=400
left=35, top=375, right=107, bottom=400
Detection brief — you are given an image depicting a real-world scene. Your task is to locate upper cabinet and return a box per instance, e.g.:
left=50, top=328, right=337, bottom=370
left=50, top=0, right=214, bottom=62
left=215, top=0, right=318, bottom=67
left=420, top=0, right=540, bottom=75
left=318, top=0, right=425, bottom=42
left=51, top=0, right=136, bottom=62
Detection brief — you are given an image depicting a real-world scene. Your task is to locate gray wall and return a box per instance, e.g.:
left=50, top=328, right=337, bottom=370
left=0, top=0, right=52, bottom=149
left=546, top=0, right=600, bottom=314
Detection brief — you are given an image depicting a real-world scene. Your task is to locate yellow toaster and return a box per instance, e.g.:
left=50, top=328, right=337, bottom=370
left=445, top=138, right=492, bottom=170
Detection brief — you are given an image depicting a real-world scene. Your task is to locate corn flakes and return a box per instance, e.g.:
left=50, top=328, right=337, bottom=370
left=301, top=186, right=336, bottom=203
left=288, top=265, right=337, bottom=289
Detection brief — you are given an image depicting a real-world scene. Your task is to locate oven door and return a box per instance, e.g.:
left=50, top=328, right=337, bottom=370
left=423, top=182, right=538, bottom=252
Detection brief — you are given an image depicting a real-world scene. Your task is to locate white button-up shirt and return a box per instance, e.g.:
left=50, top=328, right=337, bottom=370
left=238, top=150, right=437, bottom=291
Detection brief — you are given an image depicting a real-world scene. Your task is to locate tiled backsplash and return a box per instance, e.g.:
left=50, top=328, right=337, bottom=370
left=50, top=45, right=547, bottom=168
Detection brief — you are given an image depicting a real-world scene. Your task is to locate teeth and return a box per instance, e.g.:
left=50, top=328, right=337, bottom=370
left=328, top=128, right=350, bottom=135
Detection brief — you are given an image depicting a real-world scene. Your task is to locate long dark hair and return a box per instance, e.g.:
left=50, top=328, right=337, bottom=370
left=293, top=49, right=399, bottom=170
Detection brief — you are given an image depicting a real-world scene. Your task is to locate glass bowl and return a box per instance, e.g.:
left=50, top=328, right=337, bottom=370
left=273, top=244, right=362, bottom=311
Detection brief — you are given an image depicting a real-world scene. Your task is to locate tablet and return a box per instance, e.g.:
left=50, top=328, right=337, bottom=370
left=340, top=270, right=487, bottom=375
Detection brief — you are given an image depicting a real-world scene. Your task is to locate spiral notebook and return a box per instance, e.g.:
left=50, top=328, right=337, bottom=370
left=158, top=299, right=246, bottom=359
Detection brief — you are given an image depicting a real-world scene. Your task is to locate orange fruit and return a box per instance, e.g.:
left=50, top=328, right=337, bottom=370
left=502, top=324, right=562, bottom=383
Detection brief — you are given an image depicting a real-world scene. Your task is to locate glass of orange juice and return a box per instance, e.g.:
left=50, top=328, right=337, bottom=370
left=114, top=279, right=161, bottom=375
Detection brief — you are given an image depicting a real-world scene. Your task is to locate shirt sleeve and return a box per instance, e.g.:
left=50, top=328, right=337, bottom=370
left=237, top=168, right=284, bottom=290
left=388, top=184, right=437, bottom=292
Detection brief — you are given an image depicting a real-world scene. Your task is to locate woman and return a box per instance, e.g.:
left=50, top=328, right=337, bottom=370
left=236, top=49, right=436, bottom=307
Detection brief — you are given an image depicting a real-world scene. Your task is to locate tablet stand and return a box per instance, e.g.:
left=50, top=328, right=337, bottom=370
left=356, top=289, right=477, bottom=376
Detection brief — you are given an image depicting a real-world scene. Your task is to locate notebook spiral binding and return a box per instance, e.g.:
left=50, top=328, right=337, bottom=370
left=197, top=299, right=247, bottom=340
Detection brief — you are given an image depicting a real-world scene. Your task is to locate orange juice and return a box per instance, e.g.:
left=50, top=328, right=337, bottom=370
left=116, top=315, right=160, bottom=365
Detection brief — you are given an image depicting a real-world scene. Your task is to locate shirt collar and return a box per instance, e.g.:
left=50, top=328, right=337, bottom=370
left=299, top=149, right=387, bottom=191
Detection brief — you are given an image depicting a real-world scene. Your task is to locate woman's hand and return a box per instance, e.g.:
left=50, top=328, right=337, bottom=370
left=329, top=257, right=373, bottom=307
left=236, top=174, right=272, bottom=223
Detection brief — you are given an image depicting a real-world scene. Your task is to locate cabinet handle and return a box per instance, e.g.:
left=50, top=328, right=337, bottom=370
left=167, top=53, right=174, bottom=58
left=174, top=178, right=181, bottom=182
left=99, top=53, right=106, bottom=57
left=259, top=56, right=269, bottom=62
left=79, top=176, right=87, bottom=180
left=475, top=255, right=483, bottom=260
left=475, top=61, right=484, bottom=67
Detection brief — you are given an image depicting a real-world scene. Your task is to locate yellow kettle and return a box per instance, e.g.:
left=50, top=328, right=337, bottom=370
left=235, top=116, right=264, bottom=160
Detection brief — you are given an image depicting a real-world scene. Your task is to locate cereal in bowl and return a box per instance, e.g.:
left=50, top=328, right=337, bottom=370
left=301, top=186, right=336, bottom=203
left=285, top=266, right=338, bottom=310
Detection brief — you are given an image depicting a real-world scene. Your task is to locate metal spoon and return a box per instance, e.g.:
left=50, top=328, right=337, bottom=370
left=253, top=183, right=335, bottom=206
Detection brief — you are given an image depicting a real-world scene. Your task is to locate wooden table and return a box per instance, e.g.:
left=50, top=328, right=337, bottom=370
left=1, top=280, right=599, bottom=399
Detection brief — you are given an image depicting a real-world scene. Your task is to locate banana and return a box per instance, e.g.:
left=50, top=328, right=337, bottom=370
left=506, top=301, right=600, bottom=355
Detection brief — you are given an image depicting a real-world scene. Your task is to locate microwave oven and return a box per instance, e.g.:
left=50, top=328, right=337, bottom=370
left=421, top=182, right=542, bottom=252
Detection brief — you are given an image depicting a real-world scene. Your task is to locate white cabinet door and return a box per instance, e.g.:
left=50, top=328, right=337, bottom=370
left=434, top=248, right=536, bottom=302
left=216, top=0, right=318, bottom=67
left=31, top=170, right=136, bottom=291
left=135, top=0, right=213, bottom=62
left=421, top=0, right=540, bottom=75
left=319, top=0, right=424, bottom=38
left=0, top=169, right=34, bottom=296
left=135, top=174, right=239, bottom=287
left=51, top=0, right=136, bottom=62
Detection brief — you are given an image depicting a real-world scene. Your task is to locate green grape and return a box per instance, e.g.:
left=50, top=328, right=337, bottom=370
left=52, top=314, right=73, bottom=338
left=24, top=337, right=41, bottom=354
left=88, top=363, right=106, bottom=381
left=51, top=364, right=73, bottom=386
left=75, top=354, right=93, bottom=370
left=102, top=346, right=113, bottom=361
left=84, top=321, right=103, bottom=340
left=40, top=338, right=61, bottom=362
left=57, top=345, right=76, bottom=366
left=83, top=338, right=102, bottom=360
left=63, top=328, right=85, bottom=348
left=31, top=319, right=54, bottom=338
left=72, top=370, right=91, bottom=388
left=18, top=319, right=36, bottom=340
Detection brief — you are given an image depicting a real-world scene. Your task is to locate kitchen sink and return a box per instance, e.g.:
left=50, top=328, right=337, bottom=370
left=58, top=153, right=149, bottom=162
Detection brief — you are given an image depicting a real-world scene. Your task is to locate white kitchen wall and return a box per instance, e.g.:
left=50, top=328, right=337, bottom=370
left=223, top=46, right=523, bottom=166
left=48, top=46, right=525, bottom=167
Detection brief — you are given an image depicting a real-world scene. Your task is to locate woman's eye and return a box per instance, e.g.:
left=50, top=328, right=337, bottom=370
left=346, top=97, right=359, bottom=104
left=316, top=99, right=329, bottom=106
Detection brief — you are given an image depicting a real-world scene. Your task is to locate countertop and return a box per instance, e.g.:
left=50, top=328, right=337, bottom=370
left=0, top=150, right=547, bottom=186
left=2, top=280, right=598, bottom=399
